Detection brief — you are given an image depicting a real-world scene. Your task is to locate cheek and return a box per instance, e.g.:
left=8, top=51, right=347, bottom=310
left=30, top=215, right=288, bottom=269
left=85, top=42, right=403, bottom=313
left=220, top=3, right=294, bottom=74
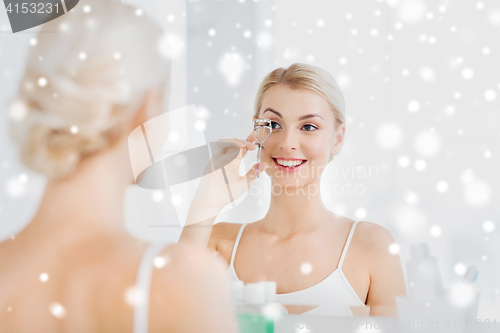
left=263, top=135, right=330, bottom=161
left=303, top=137, right=330, bottom=161
left=262, top=135, right=278, bottom=152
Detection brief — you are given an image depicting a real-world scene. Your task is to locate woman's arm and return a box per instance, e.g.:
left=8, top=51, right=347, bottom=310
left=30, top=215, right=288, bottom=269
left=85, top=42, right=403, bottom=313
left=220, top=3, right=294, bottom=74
left=178, top=134, right=266, bottom=249
left=178, top=204, right=224, bottom=248
left=364, top=223, right=407, bottom=316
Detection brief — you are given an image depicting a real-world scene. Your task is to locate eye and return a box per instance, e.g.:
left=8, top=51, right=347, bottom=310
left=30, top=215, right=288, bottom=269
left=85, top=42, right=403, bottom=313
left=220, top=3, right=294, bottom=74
left=302, top=124, right=318, bottom=131
left=270, top=121, right=281, bottom=130
left=270, top=121, right=318, bottom=131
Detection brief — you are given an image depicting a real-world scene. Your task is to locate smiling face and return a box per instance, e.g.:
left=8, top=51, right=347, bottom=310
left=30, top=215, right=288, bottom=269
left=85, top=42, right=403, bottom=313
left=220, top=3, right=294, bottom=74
left=256, top=85, right=346, bottom=187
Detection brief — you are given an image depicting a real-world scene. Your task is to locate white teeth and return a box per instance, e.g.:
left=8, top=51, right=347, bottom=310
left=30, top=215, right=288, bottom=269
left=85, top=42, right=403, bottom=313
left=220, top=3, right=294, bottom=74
left=276, top=159, right=304, bottom=167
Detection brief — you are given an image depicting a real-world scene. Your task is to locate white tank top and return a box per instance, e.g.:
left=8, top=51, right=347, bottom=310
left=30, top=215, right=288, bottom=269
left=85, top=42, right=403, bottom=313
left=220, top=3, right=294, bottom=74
left=226, top=221, right=365, bottom=316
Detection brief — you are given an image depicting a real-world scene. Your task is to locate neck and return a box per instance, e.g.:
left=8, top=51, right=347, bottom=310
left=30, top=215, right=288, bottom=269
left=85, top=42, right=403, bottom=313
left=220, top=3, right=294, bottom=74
left=27, top=139, right=134, bottom=246
left=261, top=177, right=334, bottom=238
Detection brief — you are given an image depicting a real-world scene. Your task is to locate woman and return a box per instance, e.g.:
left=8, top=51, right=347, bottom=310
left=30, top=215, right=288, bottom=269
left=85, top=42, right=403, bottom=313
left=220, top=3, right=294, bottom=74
left=180, top=63, right=407, bottom=316
left=0, top=1, right=236, bottom=332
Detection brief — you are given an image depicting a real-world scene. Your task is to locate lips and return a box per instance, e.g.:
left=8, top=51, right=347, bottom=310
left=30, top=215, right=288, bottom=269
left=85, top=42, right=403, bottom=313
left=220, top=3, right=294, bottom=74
left=272, top=158, right=307, bottom=171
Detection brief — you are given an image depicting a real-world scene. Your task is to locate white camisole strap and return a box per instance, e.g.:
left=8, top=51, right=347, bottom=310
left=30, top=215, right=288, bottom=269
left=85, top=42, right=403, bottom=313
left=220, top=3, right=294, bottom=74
left=230, top=221, right=359, bottom=269
left=337, top=220, right=359, bottom=270
left=229, top=223, right=248, bottom=266
left=133, top=242, right=171, bottom=333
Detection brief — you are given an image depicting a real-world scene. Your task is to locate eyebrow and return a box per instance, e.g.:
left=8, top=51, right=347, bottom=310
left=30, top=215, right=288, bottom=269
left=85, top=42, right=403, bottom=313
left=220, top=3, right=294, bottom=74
left=263, top=108, right=324, bottom=121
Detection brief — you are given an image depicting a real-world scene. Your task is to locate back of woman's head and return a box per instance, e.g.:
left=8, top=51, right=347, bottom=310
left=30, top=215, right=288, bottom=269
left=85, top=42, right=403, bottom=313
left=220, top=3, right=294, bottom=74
left=8, top=0, right=171, bottom=180
left=254, top=63, right=346, bottom=131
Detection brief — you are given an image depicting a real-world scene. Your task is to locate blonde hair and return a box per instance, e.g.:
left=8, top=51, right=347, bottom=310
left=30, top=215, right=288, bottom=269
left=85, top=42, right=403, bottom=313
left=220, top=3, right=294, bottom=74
left=8, top=0, right=171, bottom=180
left=253, top=63, right=346, bottom=130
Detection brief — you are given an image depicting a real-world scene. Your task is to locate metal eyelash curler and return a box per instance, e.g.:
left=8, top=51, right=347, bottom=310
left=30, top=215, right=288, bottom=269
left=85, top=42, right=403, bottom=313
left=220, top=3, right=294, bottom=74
left=252, top=118, right=273, bottom=178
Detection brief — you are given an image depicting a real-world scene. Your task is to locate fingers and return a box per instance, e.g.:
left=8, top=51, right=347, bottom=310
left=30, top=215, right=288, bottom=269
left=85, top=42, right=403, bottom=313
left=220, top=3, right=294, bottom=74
left=239, top=133, right=258, bottom=160
left=210, top=138, right=246, bottom=171
left=238, top=132, right=258, bottom=162
left=216, top=131, right=258, bottom=149
left=245, top=161, right=270, bottom=188
left=245, top=131, right=258, bottom=149
left=213, top=131, right=258, bottom=166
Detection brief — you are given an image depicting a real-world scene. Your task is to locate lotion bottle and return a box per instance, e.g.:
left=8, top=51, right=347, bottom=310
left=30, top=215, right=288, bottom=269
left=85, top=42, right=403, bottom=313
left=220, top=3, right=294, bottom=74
left=406, top=243, right=444, bottom=302
left=238, top=283, right=273, bottom=333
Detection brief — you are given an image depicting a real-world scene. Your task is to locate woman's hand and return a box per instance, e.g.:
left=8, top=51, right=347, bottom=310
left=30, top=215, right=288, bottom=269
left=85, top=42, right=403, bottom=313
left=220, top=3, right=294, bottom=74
left=187, top=131, right=270, bottom=223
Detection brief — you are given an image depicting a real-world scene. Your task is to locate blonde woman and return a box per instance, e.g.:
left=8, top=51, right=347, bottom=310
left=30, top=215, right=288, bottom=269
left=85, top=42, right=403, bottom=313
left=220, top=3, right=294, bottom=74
left=0, top=1, right=236, bottom=332
left=180, top=63, right=407, bottom=316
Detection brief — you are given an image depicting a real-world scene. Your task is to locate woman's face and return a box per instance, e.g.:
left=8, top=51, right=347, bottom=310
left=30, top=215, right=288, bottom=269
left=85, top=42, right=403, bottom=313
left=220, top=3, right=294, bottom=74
left=256, top=85, right=345, bottom=188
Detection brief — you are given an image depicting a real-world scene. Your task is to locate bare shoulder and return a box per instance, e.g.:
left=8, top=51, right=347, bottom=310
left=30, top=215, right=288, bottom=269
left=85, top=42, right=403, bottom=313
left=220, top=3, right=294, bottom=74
left=208, top=222, right=244, bottom=248
left=149, top=243, right=236, bottom=333
left=351, top=221, right=394, bottom=271
left=208, top=222, right=244, bottom=265
left=355, top=221, right=406, bottom=316
left=355, top=221, right=396, bottom=247
left=356, top=221, right=401, bottom=278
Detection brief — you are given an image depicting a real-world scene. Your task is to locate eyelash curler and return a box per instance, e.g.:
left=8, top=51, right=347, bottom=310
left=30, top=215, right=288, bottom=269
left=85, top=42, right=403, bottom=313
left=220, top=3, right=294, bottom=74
left=252, top=118, right=273, bottom=178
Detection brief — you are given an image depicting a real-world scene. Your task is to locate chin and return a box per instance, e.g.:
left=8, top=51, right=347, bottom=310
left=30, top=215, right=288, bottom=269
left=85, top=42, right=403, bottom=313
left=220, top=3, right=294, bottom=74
left=270, top=175, right=310, bottom=187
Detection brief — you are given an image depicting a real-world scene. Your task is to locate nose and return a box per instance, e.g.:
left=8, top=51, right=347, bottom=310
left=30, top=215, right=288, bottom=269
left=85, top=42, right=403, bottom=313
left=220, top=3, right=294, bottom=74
left=279, top=128, right=298, bottom=151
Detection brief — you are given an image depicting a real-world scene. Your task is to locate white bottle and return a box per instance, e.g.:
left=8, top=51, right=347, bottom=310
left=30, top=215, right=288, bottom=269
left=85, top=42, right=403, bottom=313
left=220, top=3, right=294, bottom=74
left=230, top=281, right=245, bottom=306
left=229, top=280, right=246, bottom=331
left=238, top=283, right=272, bottom=333
left=406, top=243, right=444, bottom=302
left=258, top=281, right=288, bottom=318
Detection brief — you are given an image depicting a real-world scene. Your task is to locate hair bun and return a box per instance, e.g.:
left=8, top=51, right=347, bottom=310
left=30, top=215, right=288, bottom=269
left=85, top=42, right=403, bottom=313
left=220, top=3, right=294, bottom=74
left=10, top=105, right=108, bottom=179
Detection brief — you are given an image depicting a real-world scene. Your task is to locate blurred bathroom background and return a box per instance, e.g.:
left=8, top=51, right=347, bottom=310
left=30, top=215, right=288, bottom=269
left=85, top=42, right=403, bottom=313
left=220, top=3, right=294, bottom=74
left=0, top=0, right=498, bottom=318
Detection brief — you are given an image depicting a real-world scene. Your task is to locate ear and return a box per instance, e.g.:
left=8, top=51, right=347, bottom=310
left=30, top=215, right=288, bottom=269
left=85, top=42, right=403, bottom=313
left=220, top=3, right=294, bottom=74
left=330, top=122, right=346, bottom=159
left=130, top=98, right=149, bottom=130
left=131, top=85, right=166, bottom=130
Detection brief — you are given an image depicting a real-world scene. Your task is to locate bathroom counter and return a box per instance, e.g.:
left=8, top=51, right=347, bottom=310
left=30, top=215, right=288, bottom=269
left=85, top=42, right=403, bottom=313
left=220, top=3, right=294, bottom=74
left=274, top=315, right=500, bottom=332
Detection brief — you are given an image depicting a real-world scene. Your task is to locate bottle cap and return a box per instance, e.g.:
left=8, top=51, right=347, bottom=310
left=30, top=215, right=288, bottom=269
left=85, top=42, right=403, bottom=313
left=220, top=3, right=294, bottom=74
left=245, top=283, right=266, bottom=305
left=230, top=281, right=245, bottom=302
left=411, top=243, right=429, bottom=258
left=258, top=281, right=277, bottom=302
left=462, top=265, right=478, bottom=285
